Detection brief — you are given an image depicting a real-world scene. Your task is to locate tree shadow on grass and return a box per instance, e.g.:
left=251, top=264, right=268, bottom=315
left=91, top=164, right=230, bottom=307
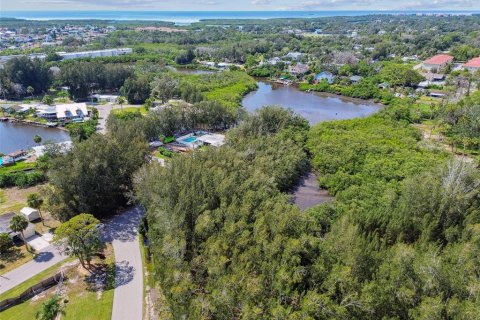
left=0, top=246, right=25, bottom=263
left=84, top=260, right=133, bottom=292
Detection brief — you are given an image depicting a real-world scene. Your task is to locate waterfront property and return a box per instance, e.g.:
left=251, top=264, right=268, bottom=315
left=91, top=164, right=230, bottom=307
left=314, top=72, right=335, bottom=84
left=36, top=103, right=89, bottom=121
left=8, top=150, right=28, bottom=162
left=288, top=63, right=309, bottom=77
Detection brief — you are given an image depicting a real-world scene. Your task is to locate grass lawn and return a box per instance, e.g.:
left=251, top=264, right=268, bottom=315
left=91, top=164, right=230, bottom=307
left=0, top=185, right=40, bottom=215
left=0, top=161, right=36, bottom=174
left=0, top=245, right=35, bottom=276
left=0, top=245, right=115, bottom=320
left=111, top=106, right=148, bottom=115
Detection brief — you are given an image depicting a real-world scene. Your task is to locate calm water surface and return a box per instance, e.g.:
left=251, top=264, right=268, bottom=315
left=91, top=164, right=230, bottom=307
left=0, top=122, right=70, bottom=154
left=242, top=81, right=381, bottom=124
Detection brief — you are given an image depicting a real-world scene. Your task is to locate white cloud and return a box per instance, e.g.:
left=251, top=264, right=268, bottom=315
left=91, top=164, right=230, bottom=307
left=251, top=0, right=274, bottom=5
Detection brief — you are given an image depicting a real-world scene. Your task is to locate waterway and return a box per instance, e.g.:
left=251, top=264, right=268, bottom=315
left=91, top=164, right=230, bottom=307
left=242, top=81, right=381, bottom=124
left=0, top=122, right=71, bottom=154
left=242, top=81, right=382, bottom=210
left=291, top=173, right=333, bottom=211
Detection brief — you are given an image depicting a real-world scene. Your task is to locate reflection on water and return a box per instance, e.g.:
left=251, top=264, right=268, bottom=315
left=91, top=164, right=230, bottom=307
left=0, top=122, right=70, bottom=154
left=242, top=81, right=381, bottom=124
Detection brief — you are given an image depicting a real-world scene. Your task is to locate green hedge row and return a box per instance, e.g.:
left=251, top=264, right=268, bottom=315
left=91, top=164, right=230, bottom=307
left=0, top=171, right=46, bottom=188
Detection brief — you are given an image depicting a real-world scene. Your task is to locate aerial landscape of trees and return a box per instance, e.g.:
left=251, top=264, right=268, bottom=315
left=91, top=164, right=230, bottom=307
left=1, top=13, right=479, bottom=320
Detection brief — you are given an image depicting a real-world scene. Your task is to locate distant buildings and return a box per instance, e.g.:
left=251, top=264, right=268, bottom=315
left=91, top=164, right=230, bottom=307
left=59, top=48, right=132, bottom=60
left=89, top=94, right=119, bottom=103
left=0, top=48, right=133, bottom=66
left=422, top=54, right=454, bottom=72
left=464, top=57, right=480, bottom=72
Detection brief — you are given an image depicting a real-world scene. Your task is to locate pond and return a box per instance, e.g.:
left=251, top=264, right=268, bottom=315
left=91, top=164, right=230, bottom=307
left=0, top=122, right=71, bottom=154
left=242, top=81, right=382, bottom=124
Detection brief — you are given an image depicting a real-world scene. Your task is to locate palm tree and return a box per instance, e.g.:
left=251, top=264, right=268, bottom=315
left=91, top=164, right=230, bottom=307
left=116, top=96, right=126, bottom=111
left=27, top=193, right=44, bottom=225
left=34, top=134, right=42, bottom=146
left=27, top=86, right=35, bottom=98
left=10, top=214, right=29, bottom=249
left=36, top=294, right=64, bottom=320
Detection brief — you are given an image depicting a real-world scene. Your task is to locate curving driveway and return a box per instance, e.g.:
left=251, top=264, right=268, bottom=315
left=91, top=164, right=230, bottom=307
left=103, top=206, right=145, bottom=320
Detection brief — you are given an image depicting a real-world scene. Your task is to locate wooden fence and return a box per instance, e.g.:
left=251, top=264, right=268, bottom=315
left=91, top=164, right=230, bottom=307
left=0, top=272, right=65, bottom=312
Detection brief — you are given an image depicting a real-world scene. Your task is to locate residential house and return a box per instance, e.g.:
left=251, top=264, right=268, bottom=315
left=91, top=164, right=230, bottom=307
left=314, top=72, right=335, bottom=84
left=349, top=75, right=363, bottom=83
left=262, top=57, right=282, bottom=66
left=37, top=103, right=89, bottom=121
left=289, top=63, right=309, bottom=77
left=284, top=52, right=304, bottom=60
left=0, top=212, right=36, bottom=239
left=464, top=57, right=480, bottom=72
left=89, top=94, right=119, bottom=103
left=422, top=54, right=454, bottom=72
left=8, top=150, right=27, bottom=162
left=197, top=133, right=226, bottom=147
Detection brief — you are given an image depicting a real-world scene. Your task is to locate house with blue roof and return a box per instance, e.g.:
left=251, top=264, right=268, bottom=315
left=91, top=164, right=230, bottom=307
left=314, top=72, right=335, bottom=84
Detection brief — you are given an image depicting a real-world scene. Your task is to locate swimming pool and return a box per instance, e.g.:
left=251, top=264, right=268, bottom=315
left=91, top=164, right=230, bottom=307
left=181, top=136, right=197, bottom=143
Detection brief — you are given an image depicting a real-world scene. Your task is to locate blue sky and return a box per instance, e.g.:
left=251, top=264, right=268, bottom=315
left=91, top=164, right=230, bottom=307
left=2, top=0, right=480, bottom=11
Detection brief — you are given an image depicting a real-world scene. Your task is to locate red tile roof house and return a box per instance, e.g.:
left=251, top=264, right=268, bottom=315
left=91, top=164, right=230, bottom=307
left=422, top=54, right=454, bottom=72
left=464, top=57, right=480, bottom=72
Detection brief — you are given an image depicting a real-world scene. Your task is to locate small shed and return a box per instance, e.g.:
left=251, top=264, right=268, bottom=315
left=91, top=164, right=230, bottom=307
left=21, top=207, right=40, bottom=221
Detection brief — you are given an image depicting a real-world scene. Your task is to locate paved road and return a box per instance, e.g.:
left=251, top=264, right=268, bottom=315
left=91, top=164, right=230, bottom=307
left=95, top=104, right=143, bottom=134
left=96, top=103, right=115, bottom=134
left=103, top=206, right=145, bottom=320
left=0, top=245, right=66, bottom=293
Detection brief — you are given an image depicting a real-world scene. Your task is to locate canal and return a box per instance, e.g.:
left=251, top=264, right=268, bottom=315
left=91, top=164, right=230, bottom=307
left=0, top=122, right=71, bottom=154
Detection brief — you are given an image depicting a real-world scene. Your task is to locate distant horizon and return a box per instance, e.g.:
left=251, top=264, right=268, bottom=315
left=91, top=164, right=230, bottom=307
left=2, top=10, right=478, bottom=24
left=3, top=9, right=480, bottom=12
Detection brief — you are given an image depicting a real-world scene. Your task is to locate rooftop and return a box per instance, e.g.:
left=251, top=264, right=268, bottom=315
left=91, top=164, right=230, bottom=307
left=464, top=57, right=480, bottom=68
left=424, top=54, right=454, bottom=65
left=0, top=212, right=15, bottom=234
